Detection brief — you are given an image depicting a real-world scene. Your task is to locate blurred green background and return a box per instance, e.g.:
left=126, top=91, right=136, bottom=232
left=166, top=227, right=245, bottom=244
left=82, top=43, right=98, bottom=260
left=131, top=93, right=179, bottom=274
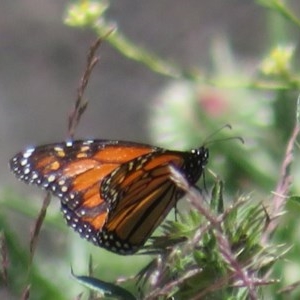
left=1, top=0, right=300, bottom=299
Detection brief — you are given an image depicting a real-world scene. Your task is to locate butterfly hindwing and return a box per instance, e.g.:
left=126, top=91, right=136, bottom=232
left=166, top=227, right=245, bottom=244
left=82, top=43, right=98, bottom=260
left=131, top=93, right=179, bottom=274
left=99, top=151, right=187, bottom=250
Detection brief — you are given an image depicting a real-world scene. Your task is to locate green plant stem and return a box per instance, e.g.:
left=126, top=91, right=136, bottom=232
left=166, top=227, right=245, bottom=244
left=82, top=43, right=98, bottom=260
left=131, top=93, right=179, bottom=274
left=257, top=0, right=300, bottom=28
left=95, top=23, right=201, bottom=80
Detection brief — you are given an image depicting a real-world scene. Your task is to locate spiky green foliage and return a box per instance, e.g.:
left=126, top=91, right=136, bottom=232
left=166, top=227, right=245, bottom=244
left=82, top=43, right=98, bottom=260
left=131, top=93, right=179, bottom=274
left=135, top=180, right=281, bottom=300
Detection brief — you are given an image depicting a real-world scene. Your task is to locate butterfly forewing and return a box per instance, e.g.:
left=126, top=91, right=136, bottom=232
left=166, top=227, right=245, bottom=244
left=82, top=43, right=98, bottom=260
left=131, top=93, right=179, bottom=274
left=9, top=140, right=156, bottom=248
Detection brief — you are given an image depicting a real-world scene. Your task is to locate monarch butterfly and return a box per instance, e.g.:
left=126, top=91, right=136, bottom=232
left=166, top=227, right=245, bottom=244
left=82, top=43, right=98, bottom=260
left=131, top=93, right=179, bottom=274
left=9, top=140, right=209, bottom=254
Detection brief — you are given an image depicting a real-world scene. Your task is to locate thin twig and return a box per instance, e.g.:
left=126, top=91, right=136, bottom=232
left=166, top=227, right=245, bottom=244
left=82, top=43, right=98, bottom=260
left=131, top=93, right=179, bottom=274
left=277, top=279, right=300, bottom=295
left=262, top=121, right=300, bottom=242
left=0, top=232, right=8, bottom=285
left=68, top=35, right=108, bottom=138
left=29, top=193, right=51, bottom=263
left=144, top=268, right=200, bottom=300
left=21, top=285, right=30, bottom=300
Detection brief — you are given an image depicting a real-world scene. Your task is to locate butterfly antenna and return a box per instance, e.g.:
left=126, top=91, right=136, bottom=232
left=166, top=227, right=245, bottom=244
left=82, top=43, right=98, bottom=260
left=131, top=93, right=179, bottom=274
left=201, top=124, right=244, bottom=147
left=202, top=124, right=232, bottom=145
left=204, top=135, right=244, bottom=147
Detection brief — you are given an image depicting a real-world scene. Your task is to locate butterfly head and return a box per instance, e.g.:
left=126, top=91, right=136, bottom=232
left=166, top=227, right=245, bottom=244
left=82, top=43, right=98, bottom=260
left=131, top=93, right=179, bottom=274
left=183, top=146, right=209, bottom=184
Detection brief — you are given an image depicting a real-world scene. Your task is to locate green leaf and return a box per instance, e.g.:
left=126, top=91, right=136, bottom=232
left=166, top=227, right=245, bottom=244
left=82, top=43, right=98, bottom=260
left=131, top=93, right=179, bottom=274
left=210, top=180, right=224, bottom=213
left=71, top=269, right=136, bottom=300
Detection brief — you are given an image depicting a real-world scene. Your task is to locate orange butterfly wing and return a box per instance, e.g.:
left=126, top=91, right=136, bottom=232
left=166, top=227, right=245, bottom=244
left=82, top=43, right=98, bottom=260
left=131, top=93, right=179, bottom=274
left=98, top=151, right=191, bottom=253
left=10, top=140, right=155, bottom=247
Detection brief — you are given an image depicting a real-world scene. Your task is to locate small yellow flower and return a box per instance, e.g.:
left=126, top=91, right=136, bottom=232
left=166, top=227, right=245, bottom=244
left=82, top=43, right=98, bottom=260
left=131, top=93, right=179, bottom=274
left=260, top=45, right=295, bottom=76
left=64, top=1, right=108, bottom=27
